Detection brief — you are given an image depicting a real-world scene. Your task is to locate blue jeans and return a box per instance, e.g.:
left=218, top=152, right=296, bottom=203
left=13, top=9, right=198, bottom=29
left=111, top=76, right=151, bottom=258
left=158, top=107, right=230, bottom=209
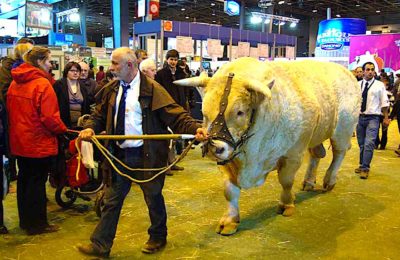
left=356, top=115, right=380, bottom=170
left=90, top=147, right=167, bottom=252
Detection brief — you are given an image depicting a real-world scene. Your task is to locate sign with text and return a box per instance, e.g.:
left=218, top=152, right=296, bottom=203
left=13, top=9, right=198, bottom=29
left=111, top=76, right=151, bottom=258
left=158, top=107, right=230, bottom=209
left=258, top=43, right=269, bottom=57
left=149, top=0, right=159, bottom=17
left=176, top=36, right=193, bottom=55
left=207, top=38, right=223, bottom=58
left=163, top=20, right=173, bottom=32
left=286, top=46, right=295, bottom=60
left=237, top=41, right=250, bottom=57
left=138, top=0, right=145, bottom=18
left=250, top=47, right=259, bottom=59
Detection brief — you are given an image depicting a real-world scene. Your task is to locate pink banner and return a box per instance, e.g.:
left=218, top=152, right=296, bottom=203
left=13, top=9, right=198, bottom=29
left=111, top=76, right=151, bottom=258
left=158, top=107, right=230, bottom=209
left=349, top=34, right=400, bottom=71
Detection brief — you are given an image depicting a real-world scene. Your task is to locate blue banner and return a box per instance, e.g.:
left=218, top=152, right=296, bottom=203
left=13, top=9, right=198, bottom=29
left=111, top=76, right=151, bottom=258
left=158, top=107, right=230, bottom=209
left=316, top=18, right=366, bottom=51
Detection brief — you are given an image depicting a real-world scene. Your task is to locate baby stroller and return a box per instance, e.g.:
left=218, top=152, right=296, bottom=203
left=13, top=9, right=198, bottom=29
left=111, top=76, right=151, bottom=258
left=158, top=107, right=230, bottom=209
left=54, top=116, right=104, bottom=217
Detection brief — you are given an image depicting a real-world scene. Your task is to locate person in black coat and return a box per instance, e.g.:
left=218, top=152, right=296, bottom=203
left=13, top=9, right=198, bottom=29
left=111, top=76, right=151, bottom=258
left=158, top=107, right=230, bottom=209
left=53, top=62, right=91, bottom=129
left=52, top=62, right=91, bottom=187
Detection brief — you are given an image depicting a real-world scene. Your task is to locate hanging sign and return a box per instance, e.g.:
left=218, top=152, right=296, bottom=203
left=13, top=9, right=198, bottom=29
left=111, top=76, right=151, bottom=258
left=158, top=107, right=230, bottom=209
left=237, top=41, right=250, bottom=57
left=207, top=39, right=223, bottom=58
left=258, top=43, right=269, bottom=57
left=250, top=47, right=259, bottom=59
left=138, top=0, right=146, bottom=18
left=176, top=36, right=193, bottom=54
left=224, top=0, right=240, bottom=16
left=149, top=0, right=159, bottom=17
left=286, top=46, right=295, bottom=59
left=163, top=20, right=173, bottom=32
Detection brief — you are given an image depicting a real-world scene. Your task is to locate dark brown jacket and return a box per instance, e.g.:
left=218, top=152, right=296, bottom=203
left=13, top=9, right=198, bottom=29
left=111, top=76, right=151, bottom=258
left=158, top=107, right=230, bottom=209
left=84, top=72, right=200, bottom=184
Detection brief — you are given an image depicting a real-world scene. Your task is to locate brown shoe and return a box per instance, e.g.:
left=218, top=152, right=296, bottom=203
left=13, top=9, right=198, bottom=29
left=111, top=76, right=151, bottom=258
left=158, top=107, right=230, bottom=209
left=141, top=238, right=167, bottom=254
left=354, top=167, right=362, bottom=174
left=27, top=224, right=59, bottom=235
left=171, top=165, right=184, bottom=171
left=77, top=243, right=110, bottom=258
left=360, top=170, right=369, bottom=179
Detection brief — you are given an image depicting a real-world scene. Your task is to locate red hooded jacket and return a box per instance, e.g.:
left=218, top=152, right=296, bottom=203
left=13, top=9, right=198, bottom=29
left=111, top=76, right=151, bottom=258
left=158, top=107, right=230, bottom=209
left=7, top=63, right=67, bottom=158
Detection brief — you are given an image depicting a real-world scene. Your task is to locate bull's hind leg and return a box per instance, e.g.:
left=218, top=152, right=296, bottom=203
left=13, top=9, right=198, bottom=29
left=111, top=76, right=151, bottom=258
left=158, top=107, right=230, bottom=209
left=302, top=144, right=325, bottom=191
left=302, top=154, right=321, bottom=191
left=216, top=179, right=241, bottom=236
left=323, top=136, right=351, bottom=190
left=277, top=157, right=302, bottom=216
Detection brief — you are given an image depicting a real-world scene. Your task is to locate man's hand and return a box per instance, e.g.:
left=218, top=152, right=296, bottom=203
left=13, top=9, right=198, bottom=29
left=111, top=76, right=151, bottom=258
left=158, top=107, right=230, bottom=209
left=383, top=118, right=391, bottom=128
left=195, top=128, right=208, bottom=142
left=79, top=128, right=95, bottom=141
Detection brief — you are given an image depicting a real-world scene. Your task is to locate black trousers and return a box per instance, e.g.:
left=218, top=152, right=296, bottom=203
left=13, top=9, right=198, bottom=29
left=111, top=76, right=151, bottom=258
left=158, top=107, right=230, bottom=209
left=0, top=157, right=4, bottom=227
left=17, top=157, right=51, bottom=230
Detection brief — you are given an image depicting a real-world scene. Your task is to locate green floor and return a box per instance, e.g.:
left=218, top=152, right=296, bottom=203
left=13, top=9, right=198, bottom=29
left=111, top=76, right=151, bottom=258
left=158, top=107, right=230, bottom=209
left=1, top=126, right=400, bottom=259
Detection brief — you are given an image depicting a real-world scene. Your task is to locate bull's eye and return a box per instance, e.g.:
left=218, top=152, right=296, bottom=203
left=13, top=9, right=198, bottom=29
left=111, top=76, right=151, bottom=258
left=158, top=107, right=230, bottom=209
left=237, top=111, right=244, bottom=116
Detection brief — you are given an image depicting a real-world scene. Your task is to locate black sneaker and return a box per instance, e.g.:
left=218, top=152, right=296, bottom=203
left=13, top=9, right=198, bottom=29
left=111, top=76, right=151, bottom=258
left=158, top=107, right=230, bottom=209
left=171, top=165, right=184, bottom=171
left=141, top=238, right=167, bottom=254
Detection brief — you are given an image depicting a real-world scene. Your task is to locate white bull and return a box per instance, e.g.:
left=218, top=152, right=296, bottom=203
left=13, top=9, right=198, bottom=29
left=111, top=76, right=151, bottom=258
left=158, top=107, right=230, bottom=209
left=175, top=57, right=361, bottom=235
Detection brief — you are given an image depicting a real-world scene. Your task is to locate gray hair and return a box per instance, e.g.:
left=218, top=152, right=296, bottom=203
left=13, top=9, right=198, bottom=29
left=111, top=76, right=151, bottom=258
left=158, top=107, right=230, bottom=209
left=113, top=47, right=137, bottom=68
left=139, top=58, right=156, bottom=72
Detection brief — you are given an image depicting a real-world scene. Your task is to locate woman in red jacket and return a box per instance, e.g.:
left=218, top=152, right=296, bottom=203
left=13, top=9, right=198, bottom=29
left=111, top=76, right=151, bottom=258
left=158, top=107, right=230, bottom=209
left=7, top=46, right=67, bottom=235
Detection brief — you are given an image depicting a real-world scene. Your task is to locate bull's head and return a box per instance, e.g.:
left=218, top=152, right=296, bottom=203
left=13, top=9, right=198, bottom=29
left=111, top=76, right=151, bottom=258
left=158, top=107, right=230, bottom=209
left=174, top=71, right=274, bottom=164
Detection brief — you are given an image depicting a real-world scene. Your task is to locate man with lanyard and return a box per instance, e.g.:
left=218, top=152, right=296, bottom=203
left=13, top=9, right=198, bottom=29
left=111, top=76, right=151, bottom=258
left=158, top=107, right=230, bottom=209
left=355, top=62, right=390, bottom=179
left=77, top=47, right=207, bottom=257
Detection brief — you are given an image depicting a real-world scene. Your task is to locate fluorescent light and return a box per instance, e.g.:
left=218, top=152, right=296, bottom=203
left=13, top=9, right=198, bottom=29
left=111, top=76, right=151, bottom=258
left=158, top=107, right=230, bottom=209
left=376, top=10, right=381, bottom=13
left=279, top=21, right=286, bottom=25
left=69, top=13, right=80, bottom=22
left=290, top=22, right=297, bottom=28
left=181, top=8, right=185, bottom=11
left=251, top=16, right=262, bottom=24
left=278, top=1, right=285, bottom=4
left=336, top=14, right=341, bottom=17
left=185, top=16, right=189, bottom=19
left=211, top=3, right=215, bottom=6
left=312, top=9, right=317, bottom=13
left=264, top=19, right=271, bottom=24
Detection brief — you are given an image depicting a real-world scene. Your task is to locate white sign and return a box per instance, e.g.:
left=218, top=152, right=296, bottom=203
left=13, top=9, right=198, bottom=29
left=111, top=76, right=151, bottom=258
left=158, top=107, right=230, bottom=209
left=176, top=36, right=194, bottom=55
left=258, top=43, right=269, bottom=57
left=286, top=46, right=295, bottom=60
left=138, top=0, right=145, bottom=17
left=230, top=45, right=238, bottom=59
left=250, top=47, right=259, bottom=59
left=91, top=47, right=107, bottom=58
left=237, top=42, right=250, bottom=57
left=0, top=19, right=18, bottom=37
left=207, top=39, right=223, bottom=58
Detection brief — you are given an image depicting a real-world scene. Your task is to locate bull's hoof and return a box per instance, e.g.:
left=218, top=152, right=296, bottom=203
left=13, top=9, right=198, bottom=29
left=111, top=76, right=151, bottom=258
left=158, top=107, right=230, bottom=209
left=277, top=205, right=295, bottom=216
left=302, top=182, right=315, bottom=191
left=323, top=183, right=336, bottom=191
left=216, top=222, right=239, bottom=236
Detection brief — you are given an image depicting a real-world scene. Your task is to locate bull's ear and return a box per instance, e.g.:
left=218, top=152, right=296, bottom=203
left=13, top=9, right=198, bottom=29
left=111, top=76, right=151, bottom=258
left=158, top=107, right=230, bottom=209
left=173, top=71, right=210, bottom=88
left=247, top=79, right=274, bottom=101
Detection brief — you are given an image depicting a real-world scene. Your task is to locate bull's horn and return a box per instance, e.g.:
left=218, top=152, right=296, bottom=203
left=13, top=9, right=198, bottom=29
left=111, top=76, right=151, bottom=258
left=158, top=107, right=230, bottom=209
left=247, top=79, right=274, bottom=100
left=173, top=71, right=210, bottom=87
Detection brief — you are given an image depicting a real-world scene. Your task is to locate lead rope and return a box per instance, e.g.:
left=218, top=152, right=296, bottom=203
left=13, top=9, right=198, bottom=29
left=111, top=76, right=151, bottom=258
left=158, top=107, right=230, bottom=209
left=74, top=136, right=195, bottom=184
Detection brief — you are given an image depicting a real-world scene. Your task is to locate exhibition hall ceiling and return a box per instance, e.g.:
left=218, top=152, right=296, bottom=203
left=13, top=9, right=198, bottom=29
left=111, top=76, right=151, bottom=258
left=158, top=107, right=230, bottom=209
left=53, top=0, right=400, bottom=35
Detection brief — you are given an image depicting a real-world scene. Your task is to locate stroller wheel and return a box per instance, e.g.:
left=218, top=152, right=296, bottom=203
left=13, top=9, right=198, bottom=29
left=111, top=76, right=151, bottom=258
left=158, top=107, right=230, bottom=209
left=55, top=185, right=77, bottom=208
left=94, top=190, right=105, bottom=217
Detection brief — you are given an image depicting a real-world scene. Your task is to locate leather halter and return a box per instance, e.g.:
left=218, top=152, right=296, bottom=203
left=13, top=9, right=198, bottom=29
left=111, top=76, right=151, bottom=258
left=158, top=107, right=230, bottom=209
left=202, top=73, right=255, bottom=165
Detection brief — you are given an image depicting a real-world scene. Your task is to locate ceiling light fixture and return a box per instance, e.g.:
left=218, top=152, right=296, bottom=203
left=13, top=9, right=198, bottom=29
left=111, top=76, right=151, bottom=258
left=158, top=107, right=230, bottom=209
left=185, top=16, right=189, bottom=19
left=99, top=12, right=103, bottom=15
left=251, top=16, right=263, bottom=24
left=376, top=10, right=381, bottom=13
left=211, top=3, right=215, bottom=6
left=278, top=1, right=285, bottom=4
left=336, top=14, right=341, bottom=17
left=251, top=12, right=300, bottom=26
left=312, top=9, right=317, bottom=13
left=181, top=8, right=185, bottom=11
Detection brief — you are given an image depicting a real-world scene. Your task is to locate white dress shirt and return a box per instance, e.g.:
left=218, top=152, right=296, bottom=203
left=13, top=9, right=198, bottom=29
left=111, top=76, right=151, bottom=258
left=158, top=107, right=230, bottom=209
left=359, top=79, right=389, bottom=115
left=114, top=72, right=143, bottom=148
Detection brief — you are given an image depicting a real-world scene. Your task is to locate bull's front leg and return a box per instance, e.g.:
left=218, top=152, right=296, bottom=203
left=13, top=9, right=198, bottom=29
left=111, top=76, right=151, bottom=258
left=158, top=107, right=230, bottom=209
left=216, top=178, right=241, bottom=236
left=277, top=157, right=302, bottom=217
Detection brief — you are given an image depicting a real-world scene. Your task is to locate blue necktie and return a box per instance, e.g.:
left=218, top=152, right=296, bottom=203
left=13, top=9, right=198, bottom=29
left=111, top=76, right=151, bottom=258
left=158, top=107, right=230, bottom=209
left=361, top=82, right=369, bottom=113
left=116, top=82, right=130, bottom=144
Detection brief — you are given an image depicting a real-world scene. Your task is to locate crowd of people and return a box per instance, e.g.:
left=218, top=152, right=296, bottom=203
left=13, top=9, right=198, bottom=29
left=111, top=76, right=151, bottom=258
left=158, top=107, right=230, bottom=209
left=0, top=38, right=399, bottom=258
left=0, top=40, right=206, bottom=256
